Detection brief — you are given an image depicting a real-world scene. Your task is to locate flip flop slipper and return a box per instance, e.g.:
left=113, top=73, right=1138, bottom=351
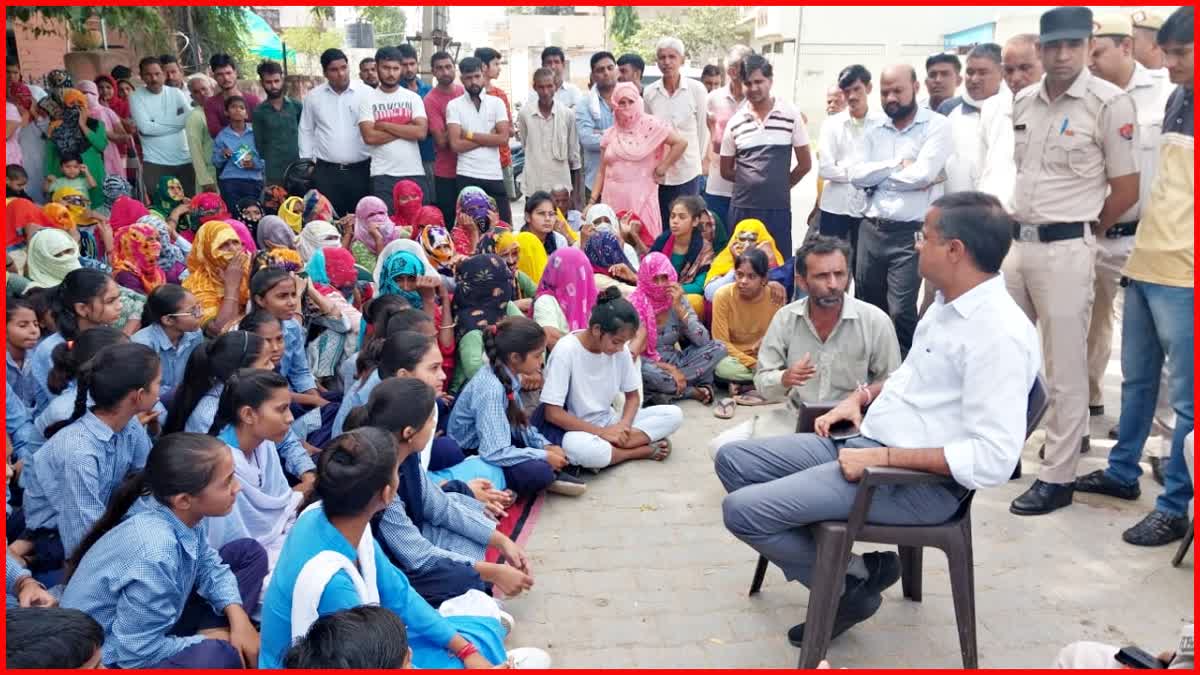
left=650, top=439, right=672, bottom=461
left=714, top=397, right=736, bottom=419
left=734, top=389, right=770, bottom=406
left=692, top=384, right=715, bottom=405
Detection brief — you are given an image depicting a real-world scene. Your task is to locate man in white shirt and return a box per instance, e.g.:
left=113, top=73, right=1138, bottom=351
left=525, top=46, right=583, bottom=110
left=1130, top=9, right=1167, bottom=71
left=299, top=48, right=371, bottom=218
left=817, top=64, right=884, bottom=264
left=942, top=44, right=1014, bottom=204
left=703, top=44, right=754, bottom=231
left=717, top=191, right=1039, bottom=646
left=358, top=46, right=429, bottom=206
left=129, top=56, right=195, bottom=195
left=447, top=57, right=513, bottom=224
left=644, top=36, right=709, bottom=230
left=517, top=68, right=581, bottom=198
left=1083, top=14, right=1175, bottom=418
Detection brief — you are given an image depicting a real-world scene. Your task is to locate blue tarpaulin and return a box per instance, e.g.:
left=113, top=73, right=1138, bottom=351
left=944, top=22, right=996, bottom=50
left=243, top=9, right=295, bottom=61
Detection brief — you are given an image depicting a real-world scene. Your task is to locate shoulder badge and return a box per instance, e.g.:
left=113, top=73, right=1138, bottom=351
left=1119, top=123, right=1134, bottom=140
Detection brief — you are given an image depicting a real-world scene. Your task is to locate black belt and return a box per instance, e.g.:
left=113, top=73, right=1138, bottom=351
left=1105, top=221, right=1138, bottom=239
left=867, top=217, right=922, bottom=232
left=1012, top=222, right=1086, bottom=243
left=316, top=159, right=369, bottom=171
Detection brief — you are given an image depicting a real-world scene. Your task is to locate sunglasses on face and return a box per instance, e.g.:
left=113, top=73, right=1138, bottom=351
left=737, top=232, right=759, bottom=243
left=168, top=306, right=204, bottom=319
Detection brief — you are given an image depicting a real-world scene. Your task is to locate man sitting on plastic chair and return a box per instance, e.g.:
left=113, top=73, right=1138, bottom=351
left=715, top=192, right=1040, bottom=645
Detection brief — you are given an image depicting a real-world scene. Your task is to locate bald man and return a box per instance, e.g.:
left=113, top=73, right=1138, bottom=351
left=1002, top=33, right=1045, bottom=95
left=825, top=85, right=847, bottom=115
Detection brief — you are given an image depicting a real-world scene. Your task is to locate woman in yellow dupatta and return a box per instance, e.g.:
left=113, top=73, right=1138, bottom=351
left=514, top=231, right=549, bottom=285
left=183, top=220, right=250, bottom=333
left=702, top=218, right=784, bottom=301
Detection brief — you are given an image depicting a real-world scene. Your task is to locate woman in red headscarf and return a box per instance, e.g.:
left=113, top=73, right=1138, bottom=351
left=589, top=82, right=688, bottom=247
left=390, top=179, right=424, bottom=234
left=303, top=246, right=363, bottom=379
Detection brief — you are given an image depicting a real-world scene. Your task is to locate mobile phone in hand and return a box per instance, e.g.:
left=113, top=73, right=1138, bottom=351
left=1115, top=646, right=1166, bottom=669
left=828, top=420, right=860, bottom=442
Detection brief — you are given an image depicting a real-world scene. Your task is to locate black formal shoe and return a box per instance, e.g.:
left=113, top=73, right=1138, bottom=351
left=1074, top=469, right=1141, bottom=500
left=862, top=551, right=901, bottom=595
left=1149, top=456, right=1165, bottom=486
left=1036, top=436, right=1089, bottom=459
left=787, top=576, right=883, bottom=647
left=1122, top=510, right=1189, bottom=546
left=1108, top=424, right=1119, bottom=440
left=1009, top=480, right=1074, bottom=516
left=1089, top=405, right=1105, bottom=416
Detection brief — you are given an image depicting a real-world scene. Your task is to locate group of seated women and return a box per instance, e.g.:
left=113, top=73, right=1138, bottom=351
left=6, top=173, right=831, bottom=667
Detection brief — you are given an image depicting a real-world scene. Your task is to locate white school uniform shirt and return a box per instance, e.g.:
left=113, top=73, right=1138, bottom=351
left=446, top=92, right=509, bottom=181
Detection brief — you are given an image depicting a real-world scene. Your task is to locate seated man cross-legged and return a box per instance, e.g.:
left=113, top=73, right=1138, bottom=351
left=716, top=192, right=1040, bottom=644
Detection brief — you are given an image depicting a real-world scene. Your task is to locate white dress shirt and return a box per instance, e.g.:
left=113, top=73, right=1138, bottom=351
left=298, top=80, right=370, bottom=165
left=860, top=275, right=1041, bottom=490
left=944, top=89, right=1015, bottom=208
left=817, top=109, right=884, bottom=217
left=850, top=106, right=953, bottom=223
left=643, top=76, right=708, bottom=186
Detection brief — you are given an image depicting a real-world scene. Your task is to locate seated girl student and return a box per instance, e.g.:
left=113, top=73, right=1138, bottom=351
left=632, top=252, right=727, bottom=406
left=538, top=288, right=683, bottom=470
left=449, top=255, right=523, bottom=394
left=649, top=196, right=714, bottom=317
left=703, top=218, right=786, bottom=303
left=205, top=370, right=308, bottom=582
left=59, top=432, right=267, bottom=669
left=303, top=248, right=363, bottom=382
left=449, top=317, right=584, bottom=498
left=521, top=192, right=569, bottom=261
left=711, top=248, right=784, bottom=411
left=259, top=421, right=548, bottom=670
left=344, top=379, right=531, bottom=609
left=29, top=268, right=123, bottom=415
left=18, top=343, right=161, bottom=571
left=533, top=248, right=597, bottom=353
left=166, top=327, right=316, bottom=488
left=131, top=284, right=204, bottom=405
left=183, top=220, right=250, bottom=335
left=484, top=230, right=537, bottom=311
left=32, top=327, right=129, bottom=448
left=345, top=297, right=413, bottom=389
left=282, top=605, right=414, bottom=669
left=6, top=295, right=41, bottom=413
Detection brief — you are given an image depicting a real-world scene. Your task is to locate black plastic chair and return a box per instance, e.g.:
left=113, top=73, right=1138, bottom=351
left=748, top=376, right=1049, bottom=668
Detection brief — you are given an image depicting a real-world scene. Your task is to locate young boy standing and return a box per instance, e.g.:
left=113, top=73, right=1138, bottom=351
left=43, top=154, right=94, bottom=197
left=211, top=96, right=265, bottom=215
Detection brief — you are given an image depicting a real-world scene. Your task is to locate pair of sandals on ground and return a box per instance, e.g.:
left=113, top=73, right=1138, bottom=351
left=646, top=381, right=767, bottom=419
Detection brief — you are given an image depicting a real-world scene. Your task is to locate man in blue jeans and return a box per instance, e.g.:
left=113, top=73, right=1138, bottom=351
left=1074, top=6, right=1194, bottom=547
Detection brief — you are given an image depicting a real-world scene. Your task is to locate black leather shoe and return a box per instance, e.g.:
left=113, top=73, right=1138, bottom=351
left=1010, top=480, right=1074, bottom=516
left=787, top=576, right=883, bottom=647
left=1074, top=469, right=1141, bottom=500
left=1149, top=456, right=1165, bottom=486
left=1089, top=405, right=1105, bottom=416
left=1122, top=510, right=1189, bottom=546
left=1108, top=424, right=1119, bottom=440
left=862, top=551, right=900, bottom=595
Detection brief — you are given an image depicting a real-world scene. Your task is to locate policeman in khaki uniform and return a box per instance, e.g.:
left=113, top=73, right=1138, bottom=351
left=1129, top=9, right=1168, bottom=72
left=1004, top=6, right=1140, bottom=516
left=1084, top=14, right=1175, bottom=419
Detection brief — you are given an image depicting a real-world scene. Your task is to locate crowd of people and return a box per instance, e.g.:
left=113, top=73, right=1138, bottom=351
left=3, top=4, right=1193, bottom=668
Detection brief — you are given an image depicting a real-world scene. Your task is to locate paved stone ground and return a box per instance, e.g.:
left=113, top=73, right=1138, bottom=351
left=500, top=300, right=1193, bottom=669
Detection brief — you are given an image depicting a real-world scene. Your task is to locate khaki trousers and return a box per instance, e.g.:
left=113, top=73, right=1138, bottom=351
left=1002, top=236, right=1095, bottom=485
left=1086, top=234, right=1135, bottom=406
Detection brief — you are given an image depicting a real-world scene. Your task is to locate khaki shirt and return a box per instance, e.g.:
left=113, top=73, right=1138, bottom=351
left=1118, top=63, right=1176, bottom=222
left=754, top=296, right=902, bottom=408
left=1011, top=69, right=1139, bottom=225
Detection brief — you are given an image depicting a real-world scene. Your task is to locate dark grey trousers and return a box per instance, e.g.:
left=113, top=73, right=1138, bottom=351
left=854, top=218, right=922, bottom=355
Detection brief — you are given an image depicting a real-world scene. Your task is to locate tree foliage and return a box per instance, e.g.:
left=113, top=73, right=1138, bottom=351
left=508, top=7, right=578, bottom=16
left=7, top=7, right=165, bottom=50
left=628, top=7, right=742, bottom=64
left=282, top=27, right=344, bottom=62
left=609, top=7, right=641, bottom=55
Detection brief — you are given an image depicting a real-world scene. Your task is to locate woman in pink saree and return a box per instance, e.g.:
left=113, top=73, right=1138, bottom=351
left=589, top=82, right=687, bottom=247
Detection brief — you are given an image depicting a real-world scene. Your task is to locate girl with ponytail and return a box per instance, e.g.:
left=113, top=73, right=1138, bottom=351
left=28, top=268, right=122, bottom=415
left=59, top=432, right=266, bottom=668
left=259, top=421, right=549, bottom=669
left=34, top=326, right=127, bottom=447
left=18, top=342, right=161, bottom=571
left=449, top=316, right=583, bottom=498
left=205, top=369, right=307, bottom=575
left=130, top=283, right=204, bottom=403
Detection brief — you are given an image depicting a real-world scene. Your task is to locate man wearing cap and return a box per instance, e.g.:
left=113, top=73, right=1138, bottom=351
left=1130, top=10, right=1166, bottom=71
left=1076, top=6, right=1194, bottom=547
left=1083, top=14, right=1175, bottom=422
left=1005, top=6, right=1140, bottom=517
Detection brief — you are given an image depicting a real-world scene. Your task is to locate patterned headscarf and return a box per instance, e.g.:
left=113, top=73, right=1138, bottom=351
left=627, top=252, right=676, bottom=362
left=113, top=221, right=165, bottom=293
left=253, top=247, right=303, bottom=275
left=261, top=184, right=288, bottom=214
left=237, top=197, right=264, bottom=231
left=456, top=186, right=491, bottom=230
left=412, top=205, right=445, bottom=244
left=225, top=219, right=259, bottom=254
left=42, top=202, right=76, bottom=231
left=102, top=175, right=132, bottom=206
left=379, top=249, right=427, bottom=309
left=47, top=88, right=90, bottom=158
left=306, top=247, right=357, bottom=295
left=191, top=192, right=231, bottom=225
left=151, top=176, right=193, bottom=235
left=26, top=228, right=82, bottom=289
left=602, top=82, right=671, bottom=163
left=421, top=225, right=455, bottom=267
left=584, top=230, right=629, bottom=274
left=183, top=220, right=250, bottom=323
left=536, top=248, right=597, bottom=331
left=302, top=189, right=334, bottom=224
left=256, top=215, right=296, bottom=251
left=514, top=231, right=549, bottom=285
left=353, top=196, right=397, bottom=253
left=297, top=220, right=341, bottom=262
left=452, top=254, right=513, bottom=341
left=137, top=214, right=188, bottom=279
left=108, top=196, right=149, bottom=237
left=390, top=179, right=424, bottom=229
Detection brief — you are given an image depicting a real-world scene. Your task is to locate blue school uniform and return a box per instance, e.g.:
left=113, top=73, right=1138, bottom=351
left=331, top=369, right=380, bottom=438
left=130, top=324, right=203, bottom=403
left=185, top=385, right=315, bottom=478
left=279, top=318, right=316, bottom=393
left=28, top=332, right=65, bottom=416
left=20, top=411, right=152, bottom=559
left=205, top=426, right=297, bottom=553
left=448, top=366, right=550, bottom=466
left=258, top=505, right=507, bottom=669
left=6, top=550, right=33, bottom=607
left=6, top=383, right=38, bottom=461
left=59, top=496, right=243, bottom=668
left=34, top=383, right=168, bottom=455
left=6, top=350, right=37, bottom=410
